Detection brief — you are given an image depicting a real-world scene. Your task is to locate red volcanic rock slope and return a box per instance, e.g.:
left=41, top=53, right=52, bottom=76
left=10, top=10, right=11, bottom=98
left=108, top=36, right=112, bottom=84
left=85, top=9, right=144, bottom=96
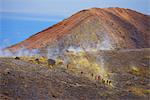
left=8, top=8, right=150, bottom=51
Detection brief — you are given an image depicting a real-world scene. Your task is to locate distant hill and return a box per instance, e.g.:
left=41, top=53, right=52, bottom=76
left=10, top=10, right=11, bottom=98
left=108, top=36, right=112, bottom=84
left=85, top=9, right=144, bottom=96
left=8, top=8, right=150, bottom=52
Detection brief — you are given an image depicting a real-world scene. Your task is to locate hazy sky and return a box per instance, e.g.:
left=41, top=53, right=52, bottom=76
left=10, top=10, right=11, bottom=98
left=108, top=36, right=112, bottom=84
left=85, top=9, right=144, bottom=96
left=0, top=0, right=150, bottom=48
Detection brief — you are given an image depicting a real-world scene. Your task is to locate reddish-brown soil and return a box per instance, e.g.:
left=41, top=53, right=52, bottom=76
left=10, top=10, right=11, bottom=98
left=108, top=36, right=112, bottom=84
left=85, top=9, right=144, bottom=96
left=7, top=8, right=150, bottom=51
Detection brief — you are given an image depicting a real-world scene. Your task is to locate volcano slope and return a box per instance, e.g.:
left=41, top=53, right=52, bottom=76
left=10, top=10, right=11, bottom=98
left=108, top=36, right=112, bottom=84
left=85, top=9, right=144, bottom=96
left=7, top=8, right=150, bottom=53
left=0, top=48, right=150, bottom=100
left=1, top=7, right=150, bottom=100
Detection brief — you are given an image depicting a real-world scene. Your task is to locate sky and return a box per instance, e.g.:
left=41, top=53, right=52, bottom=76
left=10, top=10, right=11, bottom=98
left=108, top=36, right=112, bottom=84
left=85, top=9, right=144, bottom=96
left=0, top=0, right=150, bottom=48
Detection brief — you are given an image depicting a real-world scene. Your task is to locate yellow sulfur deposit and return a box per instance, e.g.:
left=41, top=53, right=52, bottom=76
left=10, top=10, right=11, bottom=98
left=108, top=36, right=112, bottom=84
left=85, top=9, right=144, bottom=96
left=65, top=52, right=109, bottom=81
left=128, top=87, right=150, bottom=97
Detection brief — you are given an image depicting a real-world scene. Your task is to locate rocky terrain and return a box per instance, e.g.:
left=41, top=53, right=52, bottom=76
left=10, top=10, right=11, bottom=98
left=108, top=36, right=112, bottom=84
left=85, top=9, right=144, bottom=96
left=1, top=7, right=150, bottom=100
left=0, top=48, right=149, bottom=100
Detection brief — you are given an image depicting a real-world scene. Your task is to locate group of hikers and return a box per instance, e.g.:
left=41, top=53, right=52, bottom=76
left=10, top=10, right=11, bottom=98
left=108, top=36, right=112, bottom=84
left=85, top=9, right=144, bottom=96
left=14, top=56, right=111, bottom=85
left=83, top=71, right=111, bottom=85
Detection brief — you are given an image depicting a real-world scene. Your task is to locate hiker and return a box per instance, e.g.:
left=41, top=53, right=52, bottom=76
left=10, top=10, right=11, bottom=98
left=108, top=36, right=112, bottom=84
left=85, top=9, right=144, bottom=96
left=95, top=75, right=101, bottom=80
left=107, top=80, right=109, bottom=84
left=91, top=73, right=94, bottom=77
left=97, top=75, right=101, bottom=80
left=102, top=79, right=105, bottom=84
left=66, top=62, right=71, bottom=69
left=108, top=80, right=111, bottom=85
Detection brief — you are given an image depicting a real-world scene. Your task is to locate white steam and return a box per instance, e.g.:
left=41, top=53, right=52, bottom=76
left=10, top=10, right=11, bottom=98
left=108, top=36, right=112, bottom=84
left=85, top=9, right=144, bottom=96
left=47, top=48, right=60, bottom=59
left=0, top=49, right=13, bottom=57
left=0, top=33, right=114, bottom=58
left=15, top=48, right=39, bottom=57
left=67, top=46, right=84, bottom=52
left=97, top=34, right=114, bottom=50
left=0, top=48, right=39, bottom=57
